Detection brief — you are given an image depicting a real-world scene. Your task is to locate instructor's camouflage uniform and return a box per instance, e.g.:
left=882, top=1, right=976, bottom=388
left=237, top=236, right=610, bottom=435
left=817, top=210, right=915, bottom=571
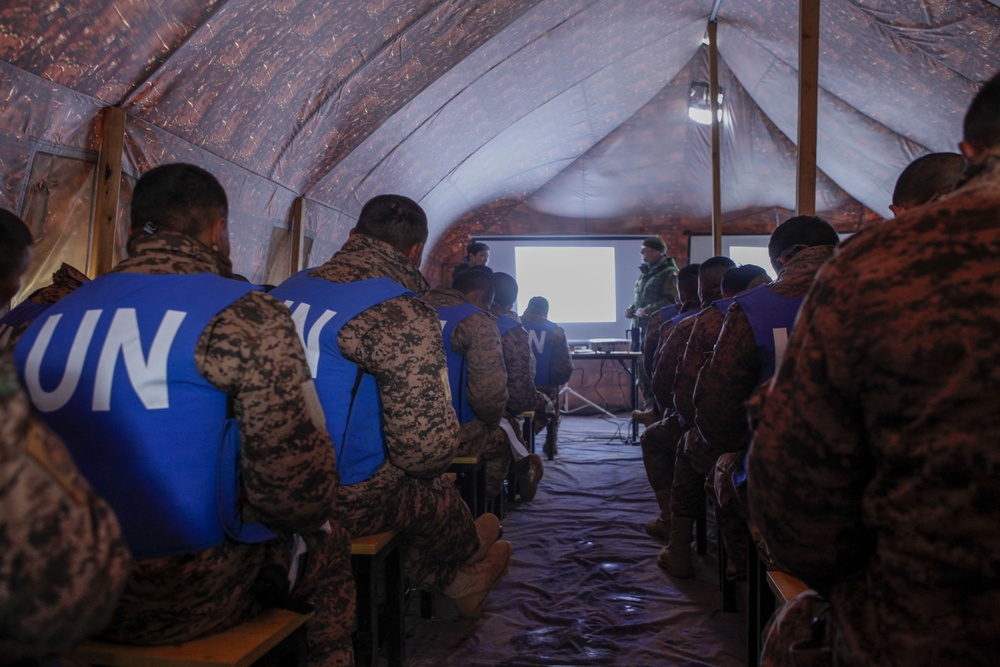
left=422, top=285, right=510, bottom=496
left=91, top=231, right=353, bottom=667
left=308, top=233, right=481, bottom=592
left=750, top=150, right=1000, bottom=666
left=0, top=352, right=131, bottom=662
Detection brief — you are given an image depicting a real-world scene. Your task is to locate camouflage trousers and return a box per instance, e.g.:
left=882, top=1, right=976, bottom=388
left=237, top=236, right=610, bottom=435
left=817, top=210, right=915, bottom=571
left=457, top=426, right=512, bottom=498
left=708, top=451, right=751, bottom=580
left=640, top=415, right=684, bottom=519
left=670, top=430, right=716, bottom=518
left=102, top=531, right=355, bottom=667
left=337, top=471, right=479, bottom=592
left=760, top=591, right=832, bottom=667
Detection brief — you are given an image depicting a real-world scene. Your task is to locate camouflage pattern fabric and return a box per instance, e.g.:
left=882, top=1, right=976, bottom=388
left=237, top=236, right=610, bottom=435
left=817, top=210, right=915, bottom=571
left=749, top=151, right=1000, bottom=666
left=91, top=231, right=351, bottom=666
left=627, top=255, right=680, bottom=332
left=759, top=591, right=832, bottom=667
left=422, top=285, right=510, bottom=496
left=0, top=352, right=131, bottom=663
left=308, top=233, right=479, bottom=593
left=642, top=300, right=698, bottom=408
left=639, top=414, right=685, bottom=523
left=4, top=262, right=89, bottom=349
left=489, top=304, right=549, bottom=416
left=650, top=314, right=697, bottom=413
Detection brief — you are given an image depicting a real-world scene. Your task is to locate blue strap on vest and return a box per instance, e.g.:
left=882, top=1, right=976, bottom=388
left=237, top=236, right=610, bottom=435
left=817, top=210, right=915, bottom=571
left=734, top=285, right=804, bottom=385
left=669, top=307, right=699, bottom=327
left=0, top=300, right=51, bottom=348
left=496, top=314, right=520, bottom=337
left=435, top=303, right=481, bottom=423
left=713, top=296, right=735, bottom=315
left=15, top=273, right=263, bottom=558
left=269, top=272, right=413, bottom=485
left=522, top=319, right=557, bottom=386
left=658, top=303, right=680, bottom=323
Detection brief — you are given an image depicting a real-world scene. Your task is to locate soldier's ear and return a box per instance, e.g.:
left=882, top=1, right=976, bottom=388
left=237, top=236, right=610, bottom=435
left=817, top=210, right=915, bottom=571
left=407, top=241, right=425, bottom=269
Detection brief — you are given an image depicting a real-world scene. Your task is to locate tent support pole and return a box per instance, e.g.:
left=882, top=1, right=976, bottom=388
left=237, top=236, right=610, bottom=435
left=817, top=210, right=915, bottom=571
left=290, top=197, right=306, bottom=274
left=90, top=106, right=126, bottom=277
left=796, top=0, right=820, bottom=216
left=708, top=20, right=722, bottom=257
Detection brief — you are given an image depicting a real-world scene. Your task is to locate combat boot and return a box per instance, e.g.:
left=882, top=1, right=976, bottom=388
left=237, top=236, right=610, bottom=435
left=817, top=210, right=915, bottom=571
left=658, top=517, right=695, bottom=578
left=631, top=407, right=659, bottom=426
left=515, top=454, right=544, bottom=501
left=444, top=540, right=513, bottom=617
left=465, top=513, right=502, bottom=565
left=644, top=489, right=673, bottom=540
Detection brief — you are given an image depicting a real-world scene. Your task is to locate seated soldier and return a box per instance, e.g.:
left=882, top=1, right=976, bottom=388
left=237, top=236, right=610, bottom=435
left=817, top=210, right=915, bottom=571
left=489, top=272, right=545, bottom=500
left=423, top=265, right=511, bottom=498
left=269, top=194, right=510, bottom=618
left=1, top=209, right=130, bottom=663
left=520, top=296, right=574, bottom=457
left=14, top=164, right=353, bottom=665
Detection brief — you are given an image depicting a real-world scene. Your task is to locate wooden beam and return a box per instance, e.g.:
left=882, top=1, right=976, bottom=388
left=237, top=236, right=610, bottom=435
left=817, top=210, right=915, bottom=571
left=290, top=197, right=306, bottom=274
left=796, top=0, right=820, bottom=216
left=709, top=20, right=723, bottom=257
left=89, top=106, right=126, bottom=277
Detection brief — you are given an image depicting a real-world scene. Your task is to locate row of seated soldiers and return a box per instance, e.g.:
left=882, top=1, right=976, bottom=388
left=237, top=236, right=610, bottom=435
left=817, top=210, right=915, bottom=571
left=632, top=69, right=1000, bottom=667
left=0, top=163, right=563, bottom=666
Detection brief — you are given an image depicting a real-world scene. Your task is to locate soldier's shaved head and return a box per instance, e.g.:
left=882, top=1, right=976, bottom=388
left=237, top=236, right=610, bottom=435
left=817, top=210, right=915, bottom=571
left=355, top=194, right=428, bottom=259
left=768, top=216, right=839, bottom=273
left=698, top=256, right=737, bottom=304
left=890, top=152, right=964, bottom=217
left=962, top=70, right=1000, bottom=159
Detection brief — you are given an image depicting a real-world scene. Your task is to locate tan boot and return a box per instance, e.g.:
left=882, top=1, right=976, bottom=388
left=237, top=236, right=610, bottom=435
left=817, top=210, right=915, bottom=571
left=444, top=540, right=513, bottom=617
left=658, top=517, right=695, bottom=578
left=465, top=513, right=502, bottom=565
left=644, top=517, right=670, bottom=540
left=516, top=454, right=544, bottom=501
left=631, top=408, right=659, bottom=426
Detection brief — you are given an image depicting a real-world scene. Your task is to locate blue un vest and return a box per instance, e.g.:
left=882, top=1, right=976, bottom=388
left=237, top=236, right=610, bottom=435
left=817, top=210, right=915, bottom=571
left=713, top=296, right=735, bottom=316
left=657, top=303, right=680, bottom=324
left=0, top=300, right=51, bottom=349
left=496, top=314, right=520, bottom=337
left=14, top=273, right=264, bottom=559
left=734, top=284, right=804, bottom=386
left=269, top=272, right=412, bottom=485
left=435, top=303, right=481, bottom=424
left=521, top=319, right=557, bottom=386
left=669, top=307, right=699, bottom=327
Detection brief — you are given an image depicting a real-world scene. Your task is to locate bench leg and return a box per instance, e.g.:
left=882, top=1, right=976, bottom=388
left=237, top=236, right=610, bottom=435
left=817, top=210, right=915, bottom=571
left=384, top=542, right=405, bottom=667
left=351, top=555, right=379, bottom=667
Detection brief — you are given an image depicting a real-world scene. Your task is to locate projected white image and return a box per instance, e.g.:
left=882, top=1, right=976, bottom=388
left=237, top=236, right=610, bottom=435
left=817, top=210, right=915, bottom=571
left=729, top=246, right=777, bottom=279
left=514, top=246, right=617, bottom=323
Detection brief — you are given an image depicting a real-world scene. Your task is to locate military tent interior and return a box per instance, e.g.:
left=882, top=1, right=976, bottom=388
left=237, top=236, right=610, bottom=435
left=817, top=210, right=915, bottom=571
left=2, top=0, right=998, bottom=664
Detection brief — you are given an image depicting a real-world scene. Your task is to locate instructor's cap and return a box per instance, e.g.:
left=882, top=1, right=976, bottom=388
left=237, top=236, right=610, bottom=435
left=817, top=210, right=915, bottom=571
left=642, top=236, right=666, bottom=253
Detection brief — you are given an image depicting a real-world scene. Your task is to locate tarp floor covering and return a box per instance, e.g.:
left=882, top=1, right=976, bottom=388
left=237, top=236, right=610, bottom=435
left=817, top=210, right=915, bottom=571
left=401, top=415, right=747, bottom=666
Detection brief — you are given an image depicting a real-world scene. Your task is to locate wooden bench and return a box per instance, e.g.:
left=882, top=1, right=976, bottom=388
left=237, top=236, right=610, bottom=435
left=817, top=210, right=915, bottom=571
left=71, top=608, right=313, bottom=667
left=351, top=530, right=404, bottom=667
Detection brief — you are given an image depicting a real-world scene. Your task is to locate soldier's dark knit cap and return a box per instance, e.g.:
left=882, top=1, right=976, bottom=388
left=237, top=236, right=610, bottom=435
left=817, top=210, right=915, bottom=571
left=642, top=236, right=666, bottom=253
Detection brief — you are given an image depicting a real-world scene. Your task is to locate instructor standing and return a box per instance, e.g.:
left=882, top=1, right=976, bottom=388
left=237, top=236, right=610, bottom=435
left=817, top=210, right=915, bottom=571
left=624, top=236, right=679, bottom=413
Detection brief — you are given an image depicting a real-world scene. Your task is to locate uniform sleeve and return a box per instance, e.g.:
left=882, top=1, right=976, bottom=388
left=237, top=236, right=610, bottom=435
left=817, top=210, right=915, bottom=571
left=748, top=263, right=872, bottom=589
left=502, top=327, right=548, bottom=414
left=692, top=305, right=760, bottom=453
left=198, top=291, right=338, bottom=534
left=454, top=313, right=508, bottom=427
left=350, top=297, right=460, bottom=478
left=643, top=267, right=679, bottom=314
left=548, top=326, right=575, bottom=386
left=651, top=320, right=692, bottom=413
left=0, top=391, right=130, bottom=660
left=642, top=310, right=664, bottom=377
left=674, top=313, right=718, bottom=425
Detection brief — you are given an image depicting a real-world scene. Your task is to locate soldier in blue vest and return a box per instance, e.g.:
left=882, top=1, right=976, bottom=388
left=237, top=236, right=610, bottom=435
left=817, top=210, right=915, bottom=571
left=489, top=272, right=547, bottom=497
left=422, top=265, right=511, bottom=498
left=751, top=71, right=1000, bottom=667
left=641, top=258, right=732, bottom=547
left=14, top=164, right=353, bottom=665
left=520, top=296, right=573, bottom=458
left=0, top=263, right=89, bottom=350
left=1, top=208, right=131, bottom=663
left=270, top=194, right=511, bottom=619
left=661, top=216, right=838, bottom=580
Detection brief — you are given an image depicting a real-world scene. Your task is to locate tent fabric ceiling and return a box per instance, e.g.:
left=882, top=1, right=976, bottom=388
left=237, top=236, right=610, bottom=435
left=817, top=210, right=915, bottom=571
left=1, top=0, right=998, bottom=283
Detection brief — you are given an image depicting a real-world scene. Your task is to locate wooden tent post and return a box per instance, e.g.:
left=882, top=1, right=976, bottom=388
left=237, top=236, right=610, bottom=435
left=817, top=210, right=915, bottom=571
left=89, top=106, right=126, bottom=277
left=796, top=0, right=820, bottom=216
left=290, top=197, right=306, bottom=274
left=708, top=19, right=723, bottom=257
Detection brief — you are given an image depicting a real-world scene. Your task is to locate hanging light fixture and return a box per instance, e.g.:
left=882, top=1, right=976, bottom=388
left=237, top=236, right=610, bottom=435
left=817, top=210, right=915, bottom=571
left=688, top=81, right=724, bottom=125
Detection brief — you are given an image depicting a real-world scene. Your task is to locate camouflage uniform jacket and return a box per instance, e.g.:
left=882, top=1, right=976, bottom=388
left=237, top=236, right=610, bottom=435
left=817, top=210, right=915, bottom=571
left=520, top=312, right=574, bottom=391
left=99, top=231, right=339, bottom=641
left=4, top=263, right=89, bottom=349
left=693, top=246, right=834, bottom=454
left=629, top=256, right=680, bottom=331
left=643, top=299, right=698, bottom=380
left=309, top=233, right=460, bottom=481
left=748, top=151, right=1000, bottom=666
left=671, top=289, right=724, bottom=425
left=650, top=314, right=697, bottom=416
left=0, top=353, right=131, bottom=661
left=489, top=304, right=548, bottom=415
left=421, top=285, right=508, bottom=441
